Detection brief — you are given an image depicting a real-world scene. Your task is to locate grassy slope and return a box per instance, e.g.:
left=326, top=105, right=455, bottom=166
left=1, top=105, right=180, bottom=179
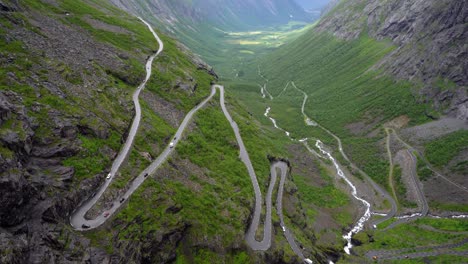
left=251, top=30, right=430, bottom=188
left=423, top=130, right=468, bottom=212
left=87, top=96, right=303, bottom=262
left=351, top=217, right=468, bottom=263
left=424, top=130, right=468, bottom=168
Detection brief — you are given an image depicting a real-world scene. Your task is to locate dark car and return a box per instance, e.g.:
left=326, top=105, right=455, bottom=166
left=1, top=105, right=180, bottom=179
left=120, top=198, right=125, bottom=203
left=144, top=173, right=149, bottom=178
left=82, top=224, right=90, bottom=229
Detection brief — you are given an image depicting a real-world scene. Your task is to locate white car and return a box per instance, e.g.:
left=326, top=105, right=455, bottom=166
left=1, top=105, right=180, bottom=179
left=169, top=142, right=174, bottom=148
left=281, top=226, right=286, bottom=232
left=106, top=173, right=112, bottom=179
left=304, top=258, right=313, bottom=264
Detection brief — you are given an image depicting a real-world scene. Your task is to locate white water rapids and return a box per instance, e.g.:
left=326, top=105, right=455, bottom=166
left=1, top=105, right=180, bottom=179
left=264, top=107, right=290, bottom=137
left=260, top=84, right=266, bottom=99
left=261, top=81, right=372, bottom=255
left=315, top=140, right=371, bottom=255
left=263, top=105, right=371, bottom=255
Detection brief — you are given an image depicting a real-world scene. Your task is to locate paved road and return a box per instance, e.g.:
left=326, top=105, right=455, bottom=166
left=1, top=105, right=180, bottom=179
left=71, top=81, right=266, bottom=230
left=384, top=150, right=429, bottom=230
left=70, top=17, right=164, bottom=230
left=385, top=128, right=398, bottom=205
left=406, top=149, right=429, bottom=216
left=222, top=82, right=272, bottom=250
left=68, top=58, right=281, bottom=250
left=274, top=161, right=306, bottom=260
left=391, top=129, right=468, bottom=194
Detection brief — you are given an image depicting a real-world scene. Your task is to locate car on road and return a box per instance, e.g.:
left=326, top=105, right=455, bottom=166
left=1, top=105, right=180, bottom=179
left=281, top=226, right=286, bottom=232
left=169, top=142, right=174, bottom=148
left=103, top=212, right=110, bottom=218
left=81, top=224, right=90, bottom=229
left=304, top=258, right=313, bottom=264
left=120, top=198, right=125, bottom=203
left=106, top=173, right=112, bottom=179
left=144, top=173, right=148, bottom=178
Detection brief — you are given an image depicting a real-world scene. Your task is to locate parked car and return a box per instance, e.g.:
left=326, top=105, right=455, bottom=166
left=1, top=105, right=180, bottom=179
left=82, top=224, right=90, bottom=229
left=103, top=212, right=110, bottom=218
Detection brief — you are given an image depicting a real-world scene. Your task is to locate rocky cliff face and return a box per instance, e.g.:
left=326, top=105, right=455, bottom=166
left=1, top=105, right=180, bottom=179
left=0, top=0, right=134, bottom=262
left=317, top=0, right=467, bottom=120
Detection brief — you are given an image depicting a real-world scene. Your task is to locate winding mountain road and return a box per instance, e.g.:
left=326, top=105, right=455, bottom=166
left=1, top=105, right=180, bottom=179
left=390, top=128, right=468, bottom=194
left=70, top=17, right=163, bottom=230
left=385, top=128, right=399, bottom=206
left=274, top=162, right=306, bottom=260
left=69, top=19, right=302, bottom=261
left=64, top=13, right=467, bottom=264
left=384, top=149, right=429, bottom=230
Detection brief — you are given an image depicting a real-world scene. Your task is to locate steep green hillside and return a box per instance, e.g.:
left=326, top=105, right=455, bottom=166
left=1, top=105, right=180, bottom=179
left=250, top=32, right=427, bottom=188
left=0, top=0, right=340, bottom=263
left=225, top=0, right=468, bottom=262
left=2, top=0, right=466, bottom=263
left=233, top=0, right=467, bottom=195
left=0, top=0, right=277, bottom=262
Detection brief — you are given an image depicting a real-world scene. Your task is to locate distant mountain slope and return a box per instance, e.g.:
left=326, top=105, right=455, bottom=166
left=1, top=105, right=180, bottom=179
left=111, top=0, right=310, bottom=31
left=317, top=0, right=467, bottom=120
left=262, top=0, right=467, bottom=122
left=254, top=0, right=467, bottom=195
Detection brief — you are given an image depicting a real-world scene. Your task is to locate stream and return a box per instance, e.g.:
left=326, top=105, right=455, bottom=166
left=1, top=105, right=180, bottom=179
left=261, top=80, right=372, bottom=255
